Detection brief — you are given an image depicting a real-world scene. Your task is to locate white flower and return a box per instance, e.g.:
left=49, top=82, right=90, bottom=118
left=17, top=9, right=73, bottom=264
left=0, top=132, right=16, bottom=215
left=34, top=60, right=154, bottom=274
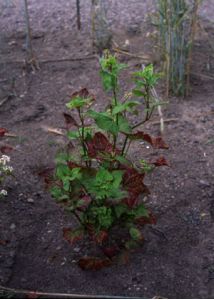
left=0, top=189, right=7, bottom=196
left=7, top=166, right=13, bottom=172
left=0, top=155, right=10, bottom=166
left=2, top=166, right=13, bottom=172
left=2, top=155, right=10, bottom=162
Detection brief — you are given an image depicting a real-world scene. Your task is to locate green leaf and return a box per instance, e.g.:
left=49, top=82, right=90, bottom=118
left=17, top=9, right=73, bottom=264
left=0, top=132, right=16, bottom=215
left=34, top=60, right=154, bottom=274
left=118, top=115, right=132, bottom=134
left=90, top=206, right=113, bottom=229
left=83, top=167, right=126, bottom=201
left=56, top=164, right=70, bottom=179
left=114, top=155, right=131, bottom=166
left=100, top=70, right=114, bottom=91
left=112, top=170, right=124, bottom=189
left=69, top=168, right=82, bottom=181
left=114, top=204, right=128, bottom=218
left=66, top=97, right=88, bottom=110
left=112, top=101, right=140, bottom=115
left=133, top=64, right=161, bottom=88
left=100, top=53, right=127, bottom=91
left=55, top=152, right=70, bottom=164
left=125, top=239, right=138, bottom=249
left=133, top=204, right=149, bottom=218
left=132, top=89, right=145, bottom=97
left=56, top=165, right=82, bottom=182
left=88, top=110, right=118, bottom=136
left=63, top=178, right=70, bottom=191
left=140, top=160, right=154, bottom=173
left=51, top=186, right=63, bottom=199
left=129, top=227, right=142, bottom=240
left=67, top=130, right=80, bottom=140
left=96, top=168, right=113, bottom=184
left=51, top=186, right=70, bottom=201
left=63, top=227, right=84, bottom=244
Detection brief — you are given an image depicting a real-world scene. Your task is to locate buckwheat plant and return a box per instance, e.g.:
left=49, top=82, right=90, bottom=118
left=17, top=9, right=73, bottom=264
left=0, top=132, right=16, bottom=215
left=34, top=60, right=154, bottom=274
left=0, top=155, right=13, bottom=198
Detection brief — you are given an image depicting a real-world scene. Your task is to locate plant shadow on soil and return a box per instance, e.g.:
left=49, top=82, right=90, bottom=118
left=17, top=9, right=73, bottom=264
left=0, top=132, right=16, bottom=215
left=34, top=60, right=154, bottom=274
left=0, top=0, right=214, bottom=298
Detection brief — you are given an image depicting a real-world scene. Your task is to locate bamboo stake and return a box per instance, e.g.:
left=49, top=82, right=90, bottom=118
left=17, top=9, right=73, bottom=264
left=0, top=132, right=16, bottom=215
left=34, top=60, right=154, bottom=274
left=186, top=0, right=200, bottom=96
left=1, top=54, right=97, bottom=65
left=0, top=285, right=131, bottom=299
left=113, top=47, right=150, bottom=61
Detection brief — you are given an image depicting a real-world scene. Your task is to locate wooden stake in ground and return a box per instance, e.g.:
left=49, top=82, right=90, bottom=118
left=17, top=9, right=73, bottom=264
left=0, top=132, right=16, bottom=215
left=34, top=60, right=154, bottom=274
left=23, top=0, right=39, bottom=70
left=91, top=0, right=112, bottom=55
left=76, top=0, right=81, bottom=30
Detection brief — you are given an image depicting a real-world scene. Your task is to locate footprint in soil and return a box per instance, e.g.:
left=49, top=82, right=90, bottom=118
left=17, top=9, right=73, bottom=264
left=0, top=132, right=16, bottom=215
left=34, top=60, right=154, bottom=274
left=17, top=104, right=47, bottom=123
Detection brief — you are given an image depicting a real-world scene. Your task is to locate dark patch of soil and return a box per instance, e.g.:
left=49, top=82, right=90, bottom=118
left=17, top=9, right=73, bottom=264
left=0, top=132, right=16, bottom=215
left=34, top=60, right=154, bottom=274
left=0, top=0, right=214, bottom=298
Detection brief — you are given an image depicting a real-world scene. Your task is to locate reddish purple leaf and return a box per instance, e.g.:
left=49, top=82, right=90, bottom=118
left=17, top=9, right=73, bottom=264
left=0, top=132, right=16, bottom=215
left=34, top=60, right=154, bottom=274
left=87, top=132, right=119, bottom=158
left=0, top=128, right=7, bottom=137
left=123, top=168, right=145, bottom=196
left=63, top=227, right=84, bottom=245
left=87, top=223, right=96, bottom=238
left=136, top=212, right=157, bottom=225
left=0, top=239, right=10, bottom=245
left=77, top=195, right=92, bottom=210
left=152, top=156, right=169, bottom=167
left=117, top=250, right=130, bottom=265
left=102, top=246, right=119, bottom=259
left=0, top=145, right=13, bottom=154
left=63, top=112, right=79, bottom=128
left=94, top=230, right=108, bottom=244
left=123, top=194, right=139, bottom=208
left=67, top=161, right=80, bottom=169
left=78, top=256, right=112, bottom=270
left=38, top=167, right=54, bottom=188
left=152, top=136, right=169, bottom=149
left=71, top=88, right=95, bottom=101
left=127, top=131, right=169, bottom=149
left=122, top=167, right=150, bottom=208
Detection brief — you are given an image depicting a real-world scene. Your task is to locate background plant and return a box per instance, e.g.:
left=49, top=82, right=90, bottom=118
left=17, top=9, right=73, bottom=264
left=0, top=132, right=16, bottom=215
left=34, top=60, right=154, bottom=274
left=42, top=53, right=169, bottom=270
left=156, top=0, right=201, bottom=97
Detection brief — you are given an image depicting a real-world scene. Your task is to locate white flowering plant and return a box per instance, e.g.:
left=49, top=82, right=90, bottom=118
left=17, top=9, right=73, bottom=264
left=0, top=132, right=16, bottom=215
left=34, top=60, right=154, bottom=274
left=0, top=128, right=13, bottom=198
left=0, top=155, right=13, bottom=197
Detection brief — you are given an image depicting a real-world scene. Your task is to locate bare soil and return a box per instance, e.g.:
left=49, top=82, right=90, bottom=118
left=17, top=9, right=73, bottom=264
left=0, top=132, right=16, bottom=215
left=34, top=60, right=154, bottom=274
left=0, top=0, right=214, bottom=298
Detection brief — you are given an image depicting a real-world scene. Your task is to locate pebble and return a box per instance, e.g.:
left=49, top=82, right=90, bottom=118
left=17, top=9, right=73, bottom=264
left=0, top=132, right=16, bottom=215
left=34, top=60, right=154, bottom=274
left=199, top=180, right=210, bottom=187
left=73, top=247, right=80, bottom=252
left=10, top=223, right=16, bottom=230
left=27, top=198, right=34, bottom=203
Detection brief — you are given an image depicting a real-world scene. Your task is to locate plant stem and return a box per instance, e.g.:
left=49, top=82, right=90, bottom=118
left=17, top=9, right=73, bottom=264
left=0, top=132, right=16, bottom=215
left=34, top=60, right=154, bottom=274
left=121, top=136, right=128, bottom=156
left=73, top=211, right=83, bottom=225
left=124, top=140, right=132, bottom=155
left=113, top=88, right=118, bottom=152
left=121, top=84, right=153, bottom=154
left=78, top=109, right=88, bottom=166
